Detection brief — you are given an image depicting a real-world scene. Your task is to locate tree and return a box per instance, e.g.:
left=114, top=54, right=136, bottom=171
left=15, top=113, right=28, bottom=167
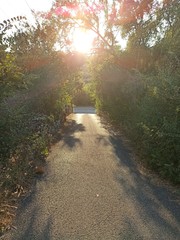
left=0, top=20, right=24, bottom=100
left=41, top=0, right=128, bottom=54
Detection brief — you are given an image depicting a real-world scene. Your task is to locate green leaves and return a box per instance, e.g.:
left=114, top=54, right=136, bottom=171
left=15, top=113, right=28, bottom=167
left=0, top=53, right=24, bottom=100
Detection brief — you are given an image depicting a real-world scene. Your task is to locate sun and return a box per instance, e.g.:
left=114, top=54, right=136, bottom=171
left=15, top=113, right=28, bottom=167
left=72, top=28, right=95, bottom=54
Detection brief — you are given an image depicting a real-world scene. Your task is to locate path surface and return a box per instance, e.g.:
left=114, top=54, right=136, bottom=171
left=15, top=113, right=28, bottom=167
left=7, top=107, right=180, bottom=239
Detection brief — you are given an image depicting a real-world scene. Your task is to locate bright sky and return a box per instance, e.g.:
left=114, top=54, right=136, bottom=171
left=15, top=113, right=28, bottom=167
left=0, top=0, right=53, bottom=23
left=0, top=0, right=127, bottom=51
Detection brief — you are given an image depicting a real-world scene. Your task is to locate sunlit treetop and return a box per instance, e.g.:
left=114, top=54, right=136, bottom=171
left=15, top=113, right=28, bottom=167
left=37, top=0, right=176, bottom=53
left=44, top=0, right=159, bottom=23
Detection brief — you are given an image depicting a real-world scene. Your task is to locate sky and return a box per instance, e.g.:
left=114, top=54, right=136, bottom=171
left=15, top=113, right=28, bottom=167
left=0, top=0, right=53, bottom=23
left=0, top=0, right=127, bottom=50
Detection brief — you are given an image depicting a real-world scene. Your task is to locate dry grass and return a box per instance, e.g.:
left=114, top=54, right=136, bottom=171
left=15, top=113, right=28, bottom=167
left=0, top=161, right=45, bottom=236
left=0, top=199, right=17, bottom=234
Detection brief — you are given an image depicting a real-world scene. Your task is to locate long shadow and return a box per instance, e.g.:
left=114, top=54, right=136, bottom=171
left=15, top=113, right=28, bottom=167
left=59, top=119, right=85, bottom=149
left=109, top=133, right=180, bottom=239
left=15, top=209, right=52, bottom=240
left=10, top=178, right=67, bottom=240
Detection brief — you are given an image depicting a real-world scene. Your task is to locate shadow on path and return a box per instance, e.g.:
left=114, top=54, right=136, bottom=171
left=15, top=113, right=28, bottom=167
left=9, top=186, right=55, bottom=240
left=59, top=119, right=86, bottom=149
left=109, top=133, right=180, bottom=239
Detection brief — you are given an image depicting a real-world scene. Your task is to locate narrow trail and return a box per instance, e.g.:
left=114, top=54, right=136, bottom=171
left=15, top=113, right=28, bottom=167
left=6, top=107, right=180, bottom=240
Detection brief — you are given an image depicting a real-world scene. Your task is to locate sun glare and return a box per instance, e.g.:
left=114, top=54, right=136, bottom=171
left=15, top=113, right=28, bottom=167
left=72, top=29, right=94, bottom=54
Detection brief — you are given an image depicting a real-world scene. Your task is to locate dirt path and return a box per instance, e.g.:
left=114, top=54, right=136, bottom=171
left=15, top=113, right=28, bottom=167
left=4, top=107, right=180, bottom=240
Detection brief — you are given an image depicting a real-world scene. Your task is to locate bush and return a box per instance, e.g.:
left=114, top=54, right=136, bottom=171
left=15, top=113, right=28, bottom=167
left=89, top=57, right=180, bottom=184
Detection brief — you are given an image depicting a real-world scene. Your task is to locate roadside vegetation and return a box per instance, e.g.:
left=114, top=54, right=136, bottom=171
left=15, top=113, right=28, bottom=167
left=0, top=16, right=83, bottom=234
left=86, top=0, right=180, bottom=184
left=0, top=0, right=179, bottom=235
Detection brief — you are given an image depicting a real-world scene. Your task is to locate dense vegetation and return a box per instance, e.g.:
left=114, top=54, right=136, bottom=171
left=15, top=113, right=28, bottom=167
left=0, top=16, right=82, bottom=233
left=86, top=0, right=180, bottom=183
left=0, top=0, right=179, bottom=235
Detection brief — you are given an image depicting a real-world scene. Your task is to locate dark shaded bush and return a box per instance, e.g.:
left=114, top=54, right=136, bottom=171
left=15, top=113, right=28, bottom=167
left=89, top=57, right=180, bottom=184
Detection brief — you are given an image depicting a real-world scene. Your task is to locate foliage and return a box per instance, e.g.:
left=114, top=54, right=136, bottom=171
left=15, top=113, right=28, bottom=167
left=43, top=0, right=132, bottom=53
left=0, top=12, right=83, bottom=234
left=0, top=23, right=24, bottom=100
left=89, top=50, right=179, bottom=183
left=87, top=0, right=180, bottom=183
left=0, top=0, right=180, bottom=234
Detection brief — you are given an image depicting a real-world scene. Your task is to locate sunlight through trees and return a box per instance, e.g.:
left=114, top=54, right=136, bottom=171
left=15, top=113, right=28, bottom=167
left=0, top=0, right=180, bottom=234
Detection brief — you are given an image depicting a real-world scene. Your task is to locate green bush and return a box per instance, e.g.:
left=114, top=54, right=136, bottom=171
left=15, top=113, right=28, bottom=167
left=89, top=56, right=180, bottom=184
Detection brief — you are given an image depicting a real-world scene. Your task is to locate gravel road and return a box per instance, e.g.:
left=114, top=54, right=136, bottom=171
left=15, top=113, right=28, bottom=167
left=5, top=107, right=180, bottom=240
